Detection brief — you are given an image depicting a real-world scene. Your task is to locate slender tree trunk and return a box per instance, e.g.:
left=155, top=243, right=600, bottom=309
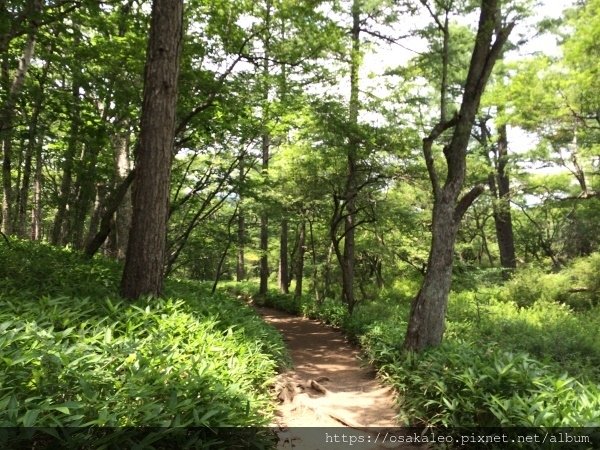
left=30, top=135, right=43, bottom=240
left=1, top=13, right=39, bottom=235
left=236, top=156, right=246, bottom=281
left=287, top=223, right=299, bottom=291
left=85, top=170, right=135, bottom=258
left=278, top=219, right=289, bottom=293
left=308, top=218, right=321, bottom=303
left=71, top=143, right=101, bottom=249
left=324, top=241, right=334, bottom=300
left=113, top=132, right=132, bottom=259
left=120, top=0, right=183, bottom=299
left=85, top=183, right=105, bottom=249
left=236, top=205, right=246, bottom=281
left=330, top=0, right=361, bottom=312
left=259, top=199, right=269, bottom=294
left=339, top=0, right=361, bottom=314
left=258, top=0, right=272, bottom=297
left=212, top=206, right=238, bottom=294
left=16, top=131, right=33, bottom=237
left=51, top=53, right=80, bottom=245
left=492, top=123, right=516, bottom=272
left=17, top=79, right=46, bottom=237
left=294, top=220, right=306, bottom=299
left=1, top=135, right=13, bottom=235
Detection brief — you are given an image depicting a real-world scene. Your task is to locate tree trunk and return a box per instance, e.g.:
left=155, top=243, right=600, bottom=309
left=71, top=143, right=101, bottom=249
left=30, top=135, right=43, bottom=240
left=492, top=123, right=516, bottom=272
left=236, top=204, right=246, bottom=281
left=294, top=220, right=306, bottom=299
left=113, top=132, right=132, bottom=259
left=337, top=0, right=361, bottom=313
left=278, top=219, right=289, bottom=293
left=236, top=156, right=246, bottom=281
left=1, top=13, right=39, bottom=235
left=120, top=0, right=183, bottom=299
left=308, top=218, right=321, bottom=303
left=17, top=102, right=42, bottom=237
left=404, top=0, right=514, bottom=351
left=85, top=183, right=105, bottom=249
left=51, top=52, right=80, bottom=245
left=258, top=0, right=272, bottom=297
left=259, top=209, right=269, bottom=295
left=1, top=134, right=13, bottom=235
left=404, top=203, right=457, bottom=349
left=85, top=170, right=135, bottom=257
left=212, top=206, right=238, bottom=294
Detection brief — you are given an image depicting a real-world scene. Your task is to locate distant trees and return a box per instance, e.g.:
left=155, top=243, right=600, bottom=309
left=0, top=0, right=596, bottom=346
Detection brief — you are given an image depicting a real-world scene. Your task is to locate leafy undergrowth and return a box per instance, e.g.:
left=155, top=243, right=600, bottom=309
left=242, top=254, right=600, bottom=429
left=0, top=240, right=287, bottom=446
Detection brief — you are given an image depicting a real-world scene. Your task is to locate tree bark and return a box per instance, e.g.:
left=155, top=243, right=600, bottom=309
left=294, top=220, right=306, bottom=299
left=17, top=60, right=49, bottom=238
left=236, top=159, right=246, bottom=281
left=308, top=218, right=322, bottom=303
left=404, top=0, right=515, bottom=351
left=491, top=123, right=516, bottom=272
left=30, top=132, right=43, bottom=240
left=120, top=0, right=183, bottom=299
left=71, top=142, right=101, bottom=249
left=258, top=0, right=272, bottom=297
left=334, top=0, right=360, bottom=314
left=51, top=41, right=80, bottom=245
left=278, top=219, right=289, bottom=293
left=1, top=3, right=39, bottom=234
left=85, top=170, right=135, bottom=258
left=236, top=205, right=246, bottom=281
left=113, top=132, right=132, bottom=259
left=212, top=206, right=238, bottom=294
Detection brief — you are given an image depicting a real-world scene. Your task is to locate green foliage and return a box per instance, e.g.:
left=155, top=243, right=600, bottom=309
left=377, top=342, right=600, bottom=428
left=503, top=253, right=600, bottom=310
left=273, top=263, right=600, bottom=428
left=0, top=241, right=287, bottom=441
left=0, top=241, right=120, bottom=299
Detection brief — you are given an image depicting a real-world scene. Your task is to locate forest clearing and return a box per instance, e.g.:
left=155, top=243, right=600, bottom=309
left=1, top=0, right=599, bottom=448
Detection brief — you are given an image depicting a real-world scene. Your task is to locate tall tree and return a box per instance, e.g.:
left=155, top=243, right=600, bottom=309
left=1, top=0, right=42, bottom=235
left=258, top=0, right=272, bottom=298
left=120, top=0, right=183, bottom=299
left=404, top=0, right=515, bottom=351
left=479, top=113, right=517, bottom=273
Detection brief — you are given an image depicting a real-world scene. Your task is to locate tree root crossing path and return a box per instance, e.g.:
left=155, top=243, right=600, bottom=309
left=256, top=306, right=423, bottom=450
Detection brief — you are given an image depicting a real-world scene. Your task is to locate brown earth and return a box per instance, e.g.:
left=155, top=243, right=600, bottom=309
left=256, top=306, right=424, bottom=450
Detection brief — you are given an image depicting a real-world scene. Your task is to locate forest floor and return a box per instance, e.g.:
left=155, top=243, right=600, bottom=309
left=256, top=306, right=423, bottom=449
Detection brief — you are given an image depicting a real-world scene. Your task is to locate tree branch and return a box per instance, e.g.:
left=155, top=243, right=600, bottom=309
left=454, top=184, right=486, bottom=221
left=423, top=113, right=459, bottom=199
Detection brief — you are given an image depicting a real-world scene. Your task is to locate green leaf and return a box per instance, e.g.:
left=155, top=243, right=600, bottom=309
left=21, top=409, right=40, bottom=427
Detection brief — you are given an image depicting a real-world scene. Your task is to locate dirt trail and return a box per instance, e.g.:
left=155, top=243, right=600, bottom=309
left=257, top=306, right=422, bottom=450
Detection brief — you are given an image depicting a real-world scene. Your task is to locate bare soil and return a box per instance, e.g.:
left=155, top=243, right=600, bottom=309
left=256, top=306, right=423, bottom=450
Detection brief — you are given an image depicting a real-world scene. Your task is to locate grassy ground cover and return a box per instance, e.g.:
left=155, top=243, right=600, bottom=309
left=0, top=241, right=287, bottom=446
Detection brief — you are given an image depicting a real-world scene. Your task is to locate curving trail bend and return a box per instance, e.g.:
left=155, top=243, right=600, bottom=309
left=256, top=306, right=423, bottom=450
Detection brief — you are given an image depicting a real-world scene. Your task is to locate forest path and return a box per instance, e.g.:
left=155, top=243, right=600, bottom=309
left=256, top=306, right=421, bottom=449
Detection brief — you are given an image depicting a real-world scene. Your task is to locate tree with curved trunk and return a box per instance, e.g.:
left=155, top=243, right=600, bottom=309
left=404, top=0, right=515, bottom=351
left=120, top=0, right=183, bottom=299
